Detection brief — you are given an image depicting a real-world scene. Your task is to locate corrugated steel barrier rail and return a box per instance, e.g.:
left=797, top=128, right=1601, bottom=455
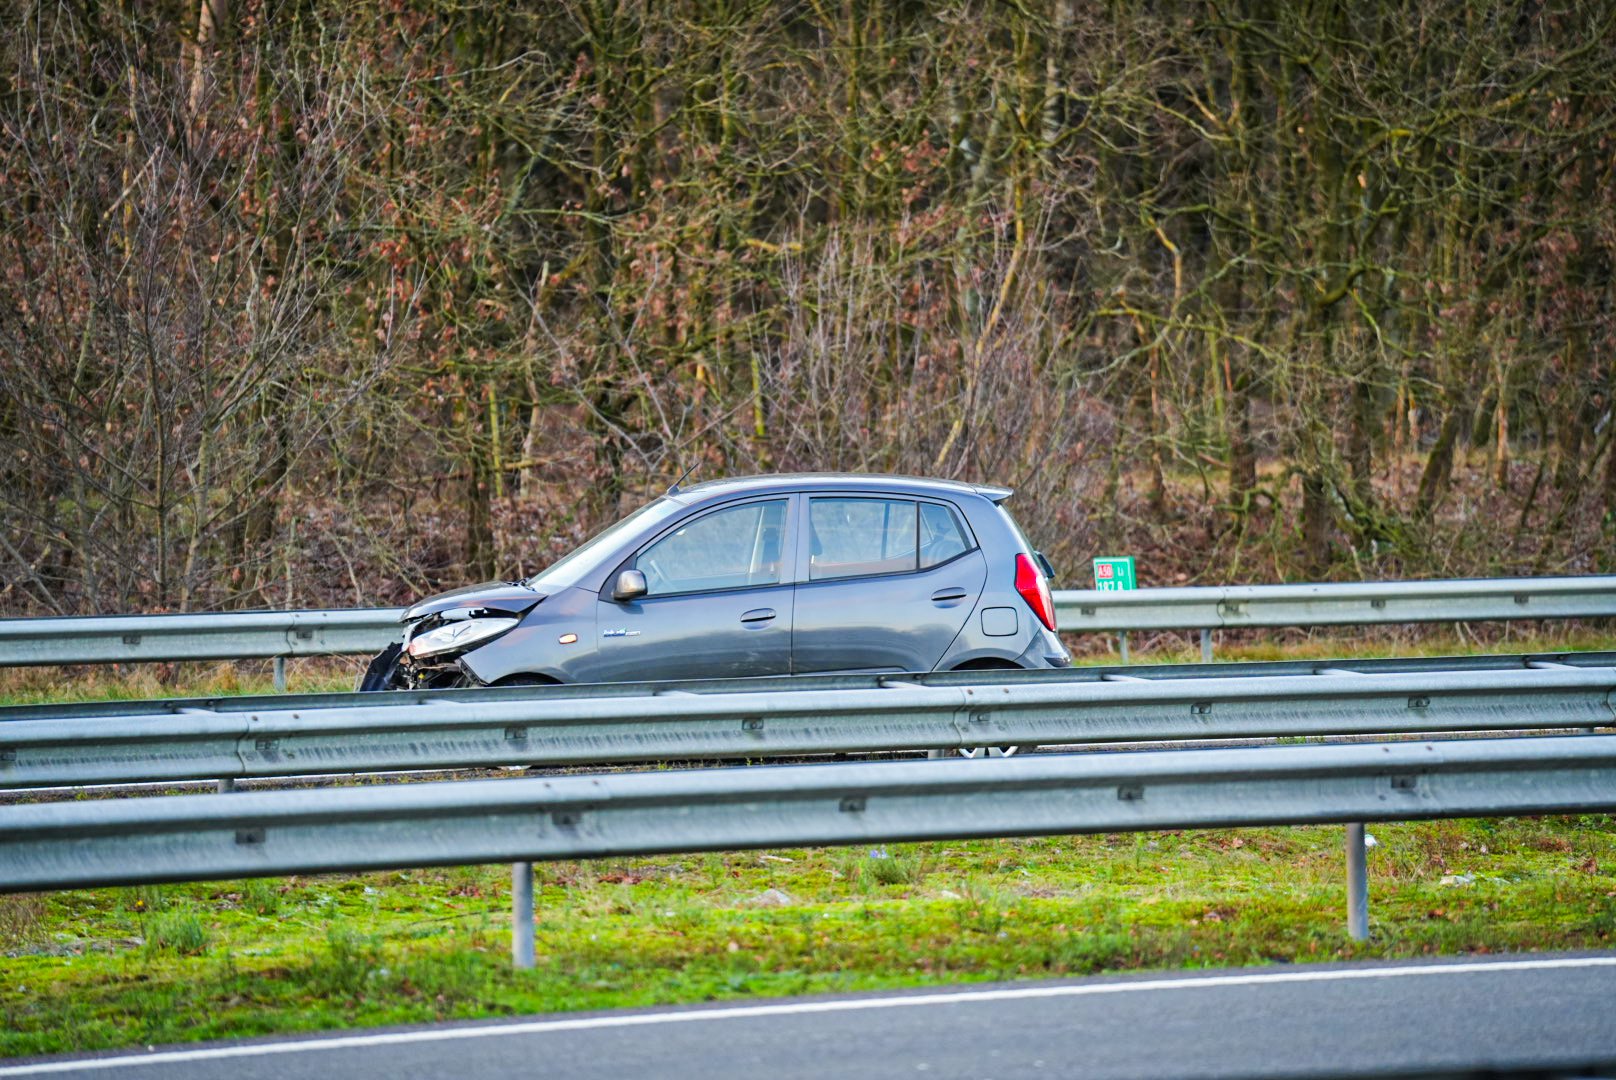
left=2, top=573, right=1614, bottom=967
left=2, top=574, right=1614, bottom=667
left=1050, top=574, right=1616, bottom=632
left=2, top=652, right=1614, bottom=788
left=3, top=649, right=1615, bottom=961
left=5, top=734, right=1616, bottom=893
left=0, top=607, right=401, bottom=667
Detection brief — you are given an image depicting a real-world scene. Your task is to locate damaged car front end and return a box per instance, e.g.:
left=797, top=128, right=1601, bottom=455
left=357, top=581, right=545, bottom=691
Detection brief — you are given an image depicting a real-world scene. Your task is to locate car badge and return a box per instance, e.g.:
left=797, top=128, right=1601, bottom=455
left=601, top=628, right=642, bottom=638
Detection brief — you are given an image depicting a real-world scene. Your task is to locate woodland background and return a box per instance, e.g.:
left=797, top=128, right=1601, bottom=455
left=2, top=0, right=1614, bottom=617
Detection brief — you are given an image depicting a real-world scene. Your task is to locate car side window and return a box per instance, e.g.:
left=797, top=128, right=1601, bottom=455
left=637, top=500, right=788, bottom=596
left=918, top=502, right=971, bottom=568
left=809, top=498, right=917, bottom=580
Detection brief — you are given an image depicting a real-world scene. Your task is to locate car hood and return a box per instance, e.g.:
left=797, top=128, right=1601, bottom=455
left=402, top=581, right=547, bottom=623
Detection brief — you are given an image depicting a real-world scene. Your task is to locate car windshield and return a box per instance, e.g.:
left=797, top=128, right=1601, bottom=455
left=526, top=497, right=685, bottom=589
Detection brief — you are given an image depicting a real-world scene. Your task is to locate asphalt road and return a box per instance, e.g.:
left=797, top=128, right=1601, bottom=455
left=5, top=954, right=1615, bottom=1079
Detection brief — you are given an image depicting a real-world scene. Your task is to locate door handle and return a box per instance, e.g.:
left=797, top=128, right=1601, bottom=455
left=740, top=608, right=777, bottom=623
left=931, top=588, right=968, bottom=603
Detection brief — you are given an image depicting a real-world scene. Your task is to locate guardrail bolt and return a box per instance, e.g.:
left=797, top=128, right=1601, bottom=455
left=1514, top=594, right=1530, bottom=605
left=121, top=634, right=141, bottom=646
left=504, top=726, right=528, bottom=742
left=1407, top=696, right=1430, bottom=709
left=552, top=811, right=582, bottom=826
left=1390, top=774, right=1419, bottom=792
left=839, top=796, right=867, bottom=813
left=1191, top=702, right=1213, bottom=715
left=254, top=737, right=278, bottom=753
left=1370, top=599, right=1386, bottom=610
left=742, top=718, right=764, bottom=732
left=235, top=828, right=265, bottom=845
left=1117, top=783, right=1144, bottom=801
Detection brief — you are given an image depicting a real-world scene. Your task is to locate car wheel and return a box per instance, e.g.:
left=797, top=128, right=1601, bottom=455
left=491, top=673, right=560, bottom=688
left=956, top=745, right=1024, bottom=759
left=490, top=674, right=560, bottom=769
left=949, top=660, right=1032, bottom=758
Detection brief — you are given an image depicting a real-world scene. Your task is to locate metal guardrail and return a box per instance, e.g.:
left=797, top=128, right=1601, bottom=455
left=1, top=575, right=1613, bottom=668
left=5, top=734, right=1615, bottom=894
left=2, top=658, right=1612, bottom=788
left=0, top=608, right=403, bottom=667
left=1054, top=575, right=1616, bottom=632
left=6, top=649, right=1614, bottom=723
left=6, top=649, right=1609, bottom=724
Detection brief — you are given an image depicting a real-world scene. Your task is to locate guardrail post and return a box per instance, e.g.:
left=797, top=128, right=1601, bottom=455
left=272, top=656, right=287, bottom=693
left=217, top=778, right=235, bottom=794
left=1118, top=632, right=1130, bottom=664
left=1346, top=822, right=1369, bottom=941
left=512, top=861, right=535, bottom=970
left=1200, top=628, right=1213, bottom=663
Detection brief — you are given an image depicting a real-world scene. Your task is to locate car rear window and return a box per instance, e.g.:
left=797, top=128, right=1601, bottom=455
left=918, top=502, right=970, bottom=568
left=809, top=498, right=917, bottom=580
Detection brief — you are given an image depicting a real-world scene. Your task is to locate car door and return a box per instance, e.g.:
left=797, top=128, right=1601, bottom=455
left=790, top=495, right=986, bottom=673
left=589, top=496, right=796, bottom=682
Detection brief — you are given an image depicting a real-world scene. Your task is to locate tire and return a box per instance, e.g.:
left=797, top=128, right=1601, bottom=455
left=957, top=745, right=1024, bottom=759
left=355, top=642, right=404, bottom=692
left=490, top=673, right=560, bottom=688
left=492, top=674, right=560, bottom=769
left=950, top=659, right=1032, bottom=758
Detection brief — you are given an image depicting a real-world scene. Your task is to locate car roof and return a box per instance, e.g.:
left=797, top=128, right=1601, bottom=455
left=670, top=473, right=1013, bottom=505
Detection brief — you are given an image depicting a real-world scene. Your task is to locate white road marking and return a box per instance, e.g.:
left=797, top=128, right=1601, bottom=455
left=5, top=956, right=1615, bottom=1076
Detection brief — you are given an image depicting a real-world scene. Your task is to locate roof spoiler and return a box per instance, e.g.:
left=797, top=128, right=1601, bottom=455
left=973, top=484, right=1014, bottom=503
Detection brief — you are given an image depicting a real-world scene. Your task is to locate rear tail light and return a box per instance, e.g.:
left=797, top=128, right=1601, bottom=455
left=1014, top=553, right=1056, bottom=631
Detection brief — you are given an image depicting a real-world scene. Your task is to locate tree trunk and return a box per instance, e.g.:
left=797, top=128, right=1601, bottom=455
left=465, top=438, right=496, bottom=582
left=1346, top=375, right=1376, bottom=513
left=1301, top=472, right=1331, bottom=577
left=1605, top=357, right=1616, bottom=521
left=187, top=0, right=227, bottom=117
left=1415, top=405, right=1467, bottom=519
left=1227, top=360, right=1258, bottom=507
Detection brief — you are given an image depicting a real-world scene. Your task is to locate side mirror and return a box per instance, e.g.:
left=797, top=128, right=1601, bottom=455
left=612, top=569, right=648, bottom=602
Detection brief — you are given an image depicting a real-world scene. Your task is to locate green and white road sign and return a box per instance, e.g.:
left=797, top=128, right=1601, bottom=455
left=1093, top=556, right=1136, bottom=590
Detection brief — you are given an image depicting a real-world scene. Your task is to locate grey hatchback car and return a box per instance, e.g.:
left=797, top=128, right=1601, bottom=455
left=358, top=474, right=1070, bottom=691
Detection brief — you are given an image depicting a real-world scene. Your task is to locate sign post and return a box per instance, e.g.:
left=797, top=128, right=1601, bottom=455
left=1093, top=556, right=1137, bottom=661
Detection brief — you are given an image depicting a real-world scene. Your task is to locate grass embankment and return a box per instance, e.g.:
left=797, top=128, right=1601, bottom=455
left=3, top=821, right=1614, bottom=1058
left=2, top=629, right=1615, bottom=1058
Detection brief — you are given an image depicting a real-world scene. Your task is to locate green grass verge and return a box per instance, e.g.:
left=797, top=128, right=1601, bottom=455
left=4, top=818, right=1615, bottom=1058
